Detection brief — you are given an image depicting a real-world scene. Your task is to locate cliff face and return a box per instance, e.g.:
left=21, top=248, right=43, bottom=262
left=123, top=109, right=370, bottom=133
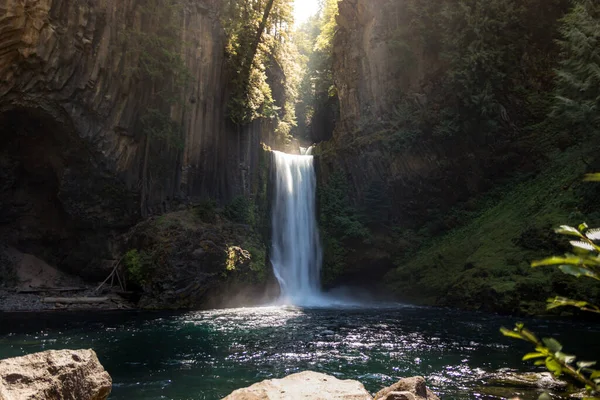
left=0, top=0, right=269, bottom=280
left=333, top=0, right=435, bottom=135
left=320, top=0, right=447, bottom=226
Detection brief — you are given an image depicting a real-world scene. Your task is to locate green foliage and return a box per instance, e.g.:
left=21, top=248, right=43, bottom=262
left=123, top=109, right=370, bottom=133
left=193, top=199, right=217, bottom=223
left=552, top=0, right=600, bottom=134
left=319, top=171, right=371, bottom=283
left=362, top=180, right=392, bottom=227
left=291, top=0, right=339, bottom=141
left=223, top=196, right=254, bottom=225
left=501, top=323, right=600, bottom=395
left=122, top=0, right=191, bottom=103
left=124, top=249, right=154, bottom=287
left=500, top=177, right=600, bottom=398
left=386, top=145, right=599, bottom=313
left=222, top=0, right=299, bottom=134
left=531, top=221, right=600, bottom=312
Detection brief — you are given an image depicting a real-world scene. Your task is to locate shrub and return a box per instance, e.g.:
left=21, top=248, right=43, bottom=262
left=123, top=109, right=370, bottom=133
left=502, top=177, right=600, bottom=397
left=223, top=196, right=253, bottom=225
left=124, top=249, right=154, bottom=287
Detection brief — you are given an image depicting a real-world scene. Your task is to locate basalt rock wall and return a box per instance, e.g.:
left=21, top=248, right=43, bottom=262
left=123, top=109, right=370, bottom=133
left=0, top=0, right=269, bottom=280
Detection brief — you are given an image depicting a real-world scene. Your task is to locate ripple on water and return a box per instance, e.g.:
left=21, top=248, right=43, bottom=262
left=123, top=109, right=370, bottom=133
left=0, top=306, right=599, bottom=400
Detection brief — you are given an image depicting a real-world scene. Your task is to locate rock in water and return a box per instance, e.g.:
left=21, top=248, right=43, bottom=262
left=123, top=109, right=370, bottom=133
left=0, top=349, right=112, bottom=400
left=222, top=371, right=373, bottom=400
left=374, top=377, right=439, bottom=400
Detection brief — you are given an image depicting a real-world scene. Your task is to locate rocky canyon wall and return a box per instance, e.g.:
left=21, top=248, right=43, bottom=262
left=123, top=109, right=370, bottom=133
left=0, top=0, right=270, bottom=279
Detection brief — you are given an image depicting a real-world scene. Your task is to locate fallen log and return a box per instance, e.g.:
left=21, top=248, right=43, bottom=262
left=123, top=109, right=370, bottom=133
left=42, top=297, right=109, bottom=304
left=17, top=287, right=86, bottom=294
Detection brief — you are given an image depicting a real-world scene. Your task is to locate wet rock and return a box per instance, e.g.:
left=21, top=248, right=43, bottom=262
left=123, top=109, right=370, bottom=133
left=222, top=371, right=373, bottom=400
left=374, top=377, right=439, bottom=400
left=486, top=371, right=568, bottom=391
left=0, top=349, right=112, bottom=400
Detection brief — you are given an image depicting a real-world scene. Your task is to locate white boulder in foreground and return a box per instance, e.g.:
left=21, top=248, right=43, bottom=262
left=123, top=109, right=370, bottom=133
left=222, top=371, right=373, bottom=400
left=0, top=349, right=111, bottom=400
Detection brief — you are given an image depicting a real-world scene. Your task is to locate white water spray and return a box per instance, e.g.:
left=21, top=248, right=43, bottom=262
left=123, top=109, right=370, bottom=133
left=270, top=150, right=323, bottom=305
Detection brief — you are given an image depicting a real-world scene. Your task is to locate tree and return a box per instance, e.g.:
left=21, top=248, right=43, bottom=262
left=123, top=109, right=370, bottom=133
left=552, top=0, right=600, bottom=135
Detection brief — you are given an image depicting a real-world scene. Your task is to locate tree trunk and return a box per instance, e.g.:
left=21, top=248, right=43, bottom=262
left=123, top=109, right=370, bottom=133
left=240, top=0, right=275, bottom=87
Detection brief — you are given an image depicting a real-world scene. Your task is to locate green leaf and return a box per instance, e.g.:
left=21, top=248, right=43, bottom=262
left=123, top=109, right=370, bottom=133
left=546, top=357, right=563, bottom=376
left=577, top=361, right=597, bottom=369
left=570, top=240, right=596, bottom=251
left=547, top=296, right=600, bottom=312
left=534, top=360, right=546, bottom=366
left=591, top=370, right=600, bottom=379
left=542, top=338, right=563, bottom=353
left=579, top=223, right=589, bottom=232
left=586, top=229, right=600, bottom=241
left=555, top=351, right=576, bottom=364
left=523, top=352, right=547, bottom=360
left=584, top=173, right=600, bottom=182
left=558, top=264, right=599, bottom=279
left=555, top=225, right=585, bottom=237
left=532, top=256, right=586, bottom=267
left=500, top=327, right=525, bottom=340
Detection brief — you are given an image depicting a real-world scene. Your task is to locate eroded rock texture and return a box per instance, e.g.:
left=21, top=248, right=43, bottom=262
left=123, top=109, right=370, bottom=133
left=0, top=349, right=112, bottom=400
left=222, top=371, right=373, bottom=400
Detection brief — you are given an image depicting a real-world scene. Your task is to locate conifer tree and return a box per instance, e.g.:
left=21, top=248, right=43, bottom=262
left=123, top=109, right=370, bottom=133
left=552, top=0, right=600, bottom=134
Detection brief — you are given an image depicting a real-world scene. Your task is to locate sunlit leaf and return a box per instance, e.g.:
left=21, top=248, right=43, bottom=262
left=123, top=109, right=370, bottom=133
left=577, top=361, right=597, bottom=369
left=555, top=351, right=576, bottom=364
left=534, top=360, right=546, bottom=366
left=523, top=352, right=547, bottom=360
left=543, top=338, right=563, bottom=353
left=591, top=370, right=600, bottom=379
left=521, top=328, right=539, bottom=344
left=546, top=357, right=563, bottom=376
left=538, top=393, right=552, bottom=400
left=555, top=225, right=585, bottom=237
left=570, top=241, right=597, bottom=251
left=531, top=256, right=583, bottom=267
left=579, top=223, right=589, bottom=232
left=586, top=229, right=600, bottom=241
left=547, top=296, right=600, bottom=313
left=500, top=327, right=525, bottom=340
left=558, top=264, right=599, bottom=280
left=584, top=173, right=600, bottom=182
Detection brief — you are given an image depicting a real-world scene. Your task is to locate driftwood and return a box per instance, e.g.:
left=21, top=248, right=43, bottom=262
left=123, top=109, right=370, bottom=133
left=17, top=287, right=86, bottom=294
left=42, top=297, right=109, bottom=304
left=95, top=256, right=126, bottom=293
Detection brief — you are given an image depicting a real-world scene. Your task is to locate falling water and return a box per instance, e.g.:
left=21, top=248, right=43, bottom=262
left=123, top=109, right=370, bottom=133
left=271, top=150, right=323, bottom=305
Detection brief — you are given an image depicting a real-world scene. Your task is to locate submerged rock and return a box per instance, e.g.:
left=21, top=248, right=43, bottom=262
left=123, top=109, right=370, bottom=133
left=0, top=349, right=111, bottom=400
left=374, top=376, right=440, bottom=400
left=486, top=371, right=568, bottom=391
left=222, top=371, right=373, bottom=400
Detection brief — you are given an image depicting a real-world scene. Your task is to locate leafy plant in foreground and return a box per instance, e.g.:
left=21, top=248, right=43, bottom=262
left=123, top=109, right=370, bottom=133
left=501, top=202, right=600, bottom=397
left=501, top=323, right=600, bottom=394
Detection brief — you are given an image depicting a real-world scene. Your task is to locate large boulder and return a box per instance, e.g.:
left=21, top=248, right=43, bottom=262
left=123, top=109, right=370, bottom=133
left=374, top=377, right=439, bottom=400
left=0, top=349, right=111, bottom=400
left=222, top=371, right=373, bottom=400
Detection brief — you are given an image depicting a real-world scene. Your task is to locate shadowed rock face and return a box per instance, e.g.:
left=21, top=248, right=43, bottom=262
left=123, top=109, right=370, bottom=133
left=0, top=0, right=271, bottom=281
left=0, top=349, right=112, bottom=400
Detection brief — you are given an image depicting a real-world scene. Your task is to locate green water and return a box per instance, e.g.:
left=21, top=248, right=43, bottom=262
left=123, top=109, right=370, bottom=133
left=0, top=305, right=597, bottom=399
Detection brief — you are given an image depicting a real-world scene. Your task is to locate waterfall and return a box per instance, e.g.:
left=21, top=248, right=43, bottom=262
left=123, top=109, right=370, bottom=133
left=271, top=150, right=322, bottom=305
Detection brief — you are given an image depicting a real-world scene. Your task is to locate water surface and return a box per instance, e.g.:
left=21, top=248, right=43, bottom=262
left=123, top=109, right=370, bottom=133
left=1, top=305, right=598, bottom=399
